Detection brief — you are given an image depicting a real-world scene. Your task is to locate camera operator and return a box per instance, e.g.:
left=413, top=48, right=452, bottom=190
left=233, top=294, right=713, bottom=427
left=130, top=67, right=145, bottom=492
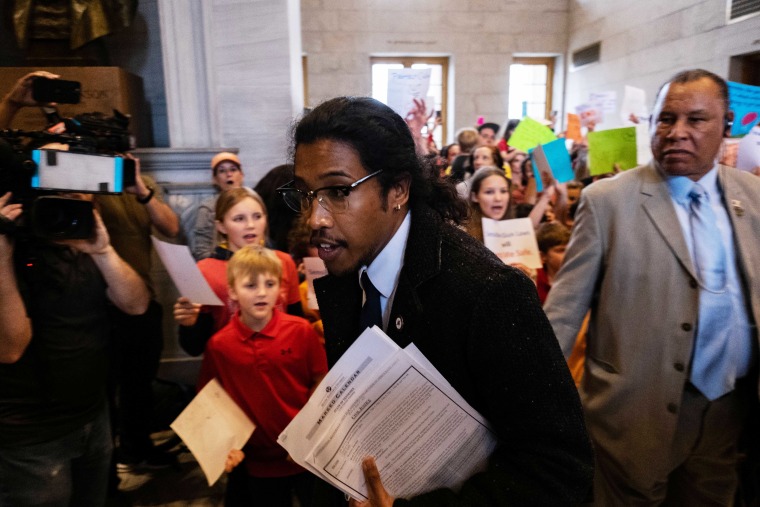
left=94, top=153, right=181, bottom=472
left=0, top=189, right=149, bottom=506
left=3, top=70, right=182, bottom=473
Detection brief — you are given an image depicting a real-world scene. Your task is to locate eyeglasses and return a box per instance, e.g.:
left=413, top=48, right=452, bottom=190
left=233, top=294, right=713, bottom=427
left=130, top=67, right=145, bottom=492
left=277, top=169, right=383, bottom=214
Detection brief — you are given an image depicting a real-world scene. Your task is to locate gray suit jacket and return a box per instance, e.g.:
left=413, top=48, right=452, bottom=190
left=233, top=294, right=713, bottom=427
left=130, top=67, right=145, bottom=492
left=544, top=162, right=760, bottom=490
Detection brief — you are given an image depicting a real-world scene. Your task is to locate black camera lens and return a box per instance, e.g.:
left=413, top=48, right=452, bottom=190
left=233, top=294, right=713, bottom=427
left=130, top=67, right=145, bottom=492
left=30, top=196, right=94, bottom=240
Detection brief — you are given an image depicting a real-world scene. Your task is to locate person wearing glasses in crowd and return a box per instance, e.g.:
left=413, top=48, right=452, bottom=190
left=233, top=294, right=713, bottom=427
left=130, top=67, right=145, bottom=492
left=277, top=96, right=593, bottom=506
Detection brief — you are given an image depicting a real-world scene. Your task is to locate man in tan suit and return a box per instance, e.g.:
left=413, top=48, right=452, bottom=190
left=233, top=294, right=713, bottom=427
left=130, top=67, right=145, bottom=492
left=545, top=69, right=760, bottom=505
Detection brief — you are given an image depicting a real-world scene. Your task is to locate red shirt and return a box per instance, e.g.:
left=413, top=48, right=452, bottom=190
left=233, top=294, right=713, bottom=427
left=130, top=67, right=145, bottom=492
left=198, top=249, right=301, bottom=332
left=536, top=267, right=551, bottom=305
left=198, top=309, right=328, bottom=477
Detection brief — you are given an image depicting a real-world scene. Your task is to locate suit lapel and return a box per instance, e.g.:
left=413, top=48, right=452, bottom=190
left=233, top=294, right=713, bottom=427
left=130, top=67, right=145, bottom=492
left=719, top=165, right=756, bottom=289
left=314, top=273, right=362, bottom=365
left=639, top=163, right=698, bottom=281
left=385, top=207, right=443, bottom=348
left=314, top=206, right=444, bottom=359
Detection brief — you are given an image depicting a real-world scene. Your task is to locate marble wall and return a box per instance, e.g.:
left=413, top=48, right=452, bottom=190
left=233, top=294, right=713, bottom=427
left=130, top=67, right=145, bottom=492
left=300, top=0, right=569, bottom=143
left=564, top=0, right=760, bottom=129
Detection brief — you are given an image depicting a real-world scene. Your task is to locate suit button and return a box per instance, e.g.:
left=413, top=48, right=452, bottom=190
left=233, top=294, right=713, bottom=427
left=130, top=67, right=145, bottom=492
left=667, top=403, right=678, bottom=414
left=681, top=323, right=692, bottom=331
left=689, top=278, right=698, bottom=289
left=395, top=316, right=404, bottom=330
left=673, top=363, right=685, bottom=372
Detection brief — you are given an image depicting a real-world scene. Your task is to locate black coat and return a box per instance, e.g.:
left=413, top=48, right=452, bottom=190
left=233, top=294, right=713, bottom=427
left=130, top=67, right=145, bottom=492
left=313, top=205, right=594, bottom=506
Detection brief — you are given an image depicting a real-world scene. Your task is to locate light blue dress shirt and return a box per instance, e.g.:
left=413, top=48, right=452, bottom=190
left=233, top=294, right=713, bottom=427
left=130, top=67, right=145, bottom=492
left=359, top=211, right=411, bottom=331
left=665, top=165, right=753, bottom=393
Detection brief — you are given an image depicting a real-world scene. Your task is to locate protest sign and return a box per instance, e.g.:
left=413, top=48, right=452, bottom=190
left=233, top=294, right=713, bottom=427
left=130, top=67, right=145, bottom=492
left=576, top=103, right=603, bottom=127
left=482, top=218, right=542, bottom=269
left=387, top=68, right=431, bottom=118
left=507, top=116, right=557, bottom=152
left=532, top=138, right=574, bottom=184
left=737, top=126, right=760, bottom=172
left=727, top=81, right=760, bottom=137
left=590, top=91, right=617, bottom=114
left=587, top=126, right=637, bottom=176
left=565, top=113, right=583, bottom=143
left=620, top=85, right=648, bottom=124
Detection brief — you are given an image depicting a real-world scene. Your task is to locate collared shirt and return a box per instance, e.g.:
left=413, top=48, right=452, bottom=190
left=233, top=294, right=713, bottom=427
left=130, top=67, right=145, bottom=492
left=198, top=309, right=328, bottom=477
left=359, top=211, right=411, bottom=331
left=664, top=164, right=754, bottom=382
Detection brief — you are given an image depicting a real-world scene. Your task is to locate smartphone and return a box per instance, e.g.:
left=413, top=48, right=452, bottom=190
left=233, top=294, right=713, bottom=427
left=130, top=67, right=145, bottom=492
left=32, top=78, right=81, bottom=104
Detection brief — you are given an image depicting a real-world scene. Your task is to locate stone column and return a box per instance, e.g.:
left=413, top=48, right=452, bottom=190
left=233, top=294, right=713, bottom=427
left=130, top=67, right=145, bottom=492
left=156, top=0, right=220, bottom=148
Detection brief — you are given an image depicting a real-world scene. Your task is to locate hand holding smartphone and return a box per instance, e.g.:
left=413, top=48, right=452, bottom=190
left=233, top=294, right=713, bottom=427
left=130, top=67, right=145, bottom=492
left=32, top=77, right=81, bottom=104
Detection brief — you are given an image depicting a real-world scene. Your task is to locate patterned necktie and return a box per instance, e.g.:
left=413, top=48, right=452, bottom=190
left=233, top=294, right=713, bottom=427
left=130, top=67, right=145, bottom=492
left=688, top=183, right=732, bottom=400
left=359, top=271, right=383, bottom=331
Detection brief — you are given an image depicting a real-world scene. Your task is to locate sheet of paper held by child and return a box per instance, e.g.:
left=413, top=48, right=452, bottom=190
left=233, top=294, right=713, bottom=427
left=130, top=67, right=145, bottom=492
left=278, top=326, right=497, bottom=502
left=171, top=378, right=255, bottom=486
left=151, top=236, right=223, bottom=305
left=482, top=217, right=543, bottom=269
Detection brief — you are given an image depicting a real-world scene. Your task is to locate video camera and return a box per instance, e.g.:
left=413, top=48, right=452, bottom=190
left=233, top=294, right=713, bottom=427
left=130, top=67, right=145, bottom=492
left=0, top=89, right=136, bottom=240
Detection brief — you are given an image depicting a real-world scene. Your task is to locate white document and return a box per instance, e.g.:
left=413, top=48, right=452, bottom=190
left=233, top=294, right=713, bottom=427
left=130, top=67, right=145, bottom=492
left=737, top=126, right=760, bottom=172
left=387, top=68, right=431, bottom=118
left=303, top=257, right=328, bottom=310
left=620, top=85, right=648, bottom=124
left=278, top=327, right=497, bottom=501
left=151, top=236, right=223, bottom=305
left=482, top=217, right=543, bottom=269
left=170, top=378, right=255, bottom=486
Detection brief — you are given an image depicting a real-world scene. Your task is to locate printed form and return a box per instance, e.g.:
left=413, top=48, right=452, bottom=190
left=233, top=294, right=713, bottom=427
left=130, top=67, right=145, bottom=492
left=278, top=327, right=497, bottom=501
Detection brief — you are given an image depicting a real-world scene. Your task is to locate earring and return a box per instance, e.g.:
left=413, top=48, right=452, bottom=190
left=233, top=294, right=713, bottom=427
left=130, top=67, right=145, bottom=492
left=394, top=204, right=401, bottom=211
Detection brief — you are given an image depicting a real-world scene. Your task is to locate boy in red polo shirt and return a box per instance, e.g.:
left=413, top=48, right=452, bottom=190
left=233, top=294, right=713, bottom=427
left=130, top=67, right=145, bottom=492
left=198, top=246, right=328, bottom=507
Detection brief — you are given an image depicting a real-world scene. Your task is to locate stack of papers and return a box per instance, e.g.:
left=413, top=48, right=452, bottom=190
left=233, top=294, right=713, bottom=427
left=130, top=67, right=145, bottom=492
left=278, top=326, right=497, bottom=502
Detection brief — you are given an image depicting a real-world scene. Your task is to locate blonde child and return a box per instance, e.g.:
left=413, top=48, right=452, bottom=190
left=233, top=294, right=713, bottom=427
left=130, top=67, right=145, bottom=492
left=199, top=246, right=327, bottom=506
left=174, top=188, right=302, bottom=355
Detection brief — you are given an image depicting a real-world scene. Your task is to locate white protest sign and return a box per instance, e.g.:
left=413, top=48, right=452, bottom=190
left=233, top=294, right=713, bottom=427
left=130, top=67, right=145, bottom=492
left=387, top=68, right=431, bottom=118
left=736, top=126, right=760, bottom=172
left=482, top=218, right=542, bottom=269
left=575, top=103, right=603, bottom=127
left=589, top=91, right=617, bottom=114
left=621, top=85, right=648, bottom=124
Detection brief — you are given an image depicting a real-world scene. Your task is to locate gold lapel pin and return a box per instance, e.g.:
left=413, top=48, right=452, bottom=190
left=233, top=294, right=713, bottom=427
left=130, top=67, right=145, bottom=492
left=731, top=200, right=744, bottom=217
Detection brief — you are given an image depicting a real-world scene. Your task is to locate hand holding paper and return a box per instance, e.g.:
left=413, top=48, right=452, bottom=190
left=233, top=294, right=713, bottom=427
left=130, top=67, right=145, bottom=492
left=278, top=327, right=497, bottom=502
left=349, top=457, right=395, bottom=507
left=170, top=378, right=255, bottom=486
left=173, top=296, right=201, bottom=326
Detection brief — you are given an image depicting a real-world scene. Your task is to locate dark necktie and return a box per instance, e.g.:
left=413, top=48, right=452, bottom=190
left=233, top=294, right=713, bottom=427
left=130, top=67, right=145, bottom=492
left=359, top=271, right=383, bottom=331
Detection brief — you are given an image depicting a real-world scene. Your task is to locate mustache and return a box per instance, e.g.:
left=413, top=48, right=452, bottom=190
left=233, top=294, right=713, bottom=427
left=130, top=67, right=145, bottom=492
left=310, top=231, right=346, bottom=246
